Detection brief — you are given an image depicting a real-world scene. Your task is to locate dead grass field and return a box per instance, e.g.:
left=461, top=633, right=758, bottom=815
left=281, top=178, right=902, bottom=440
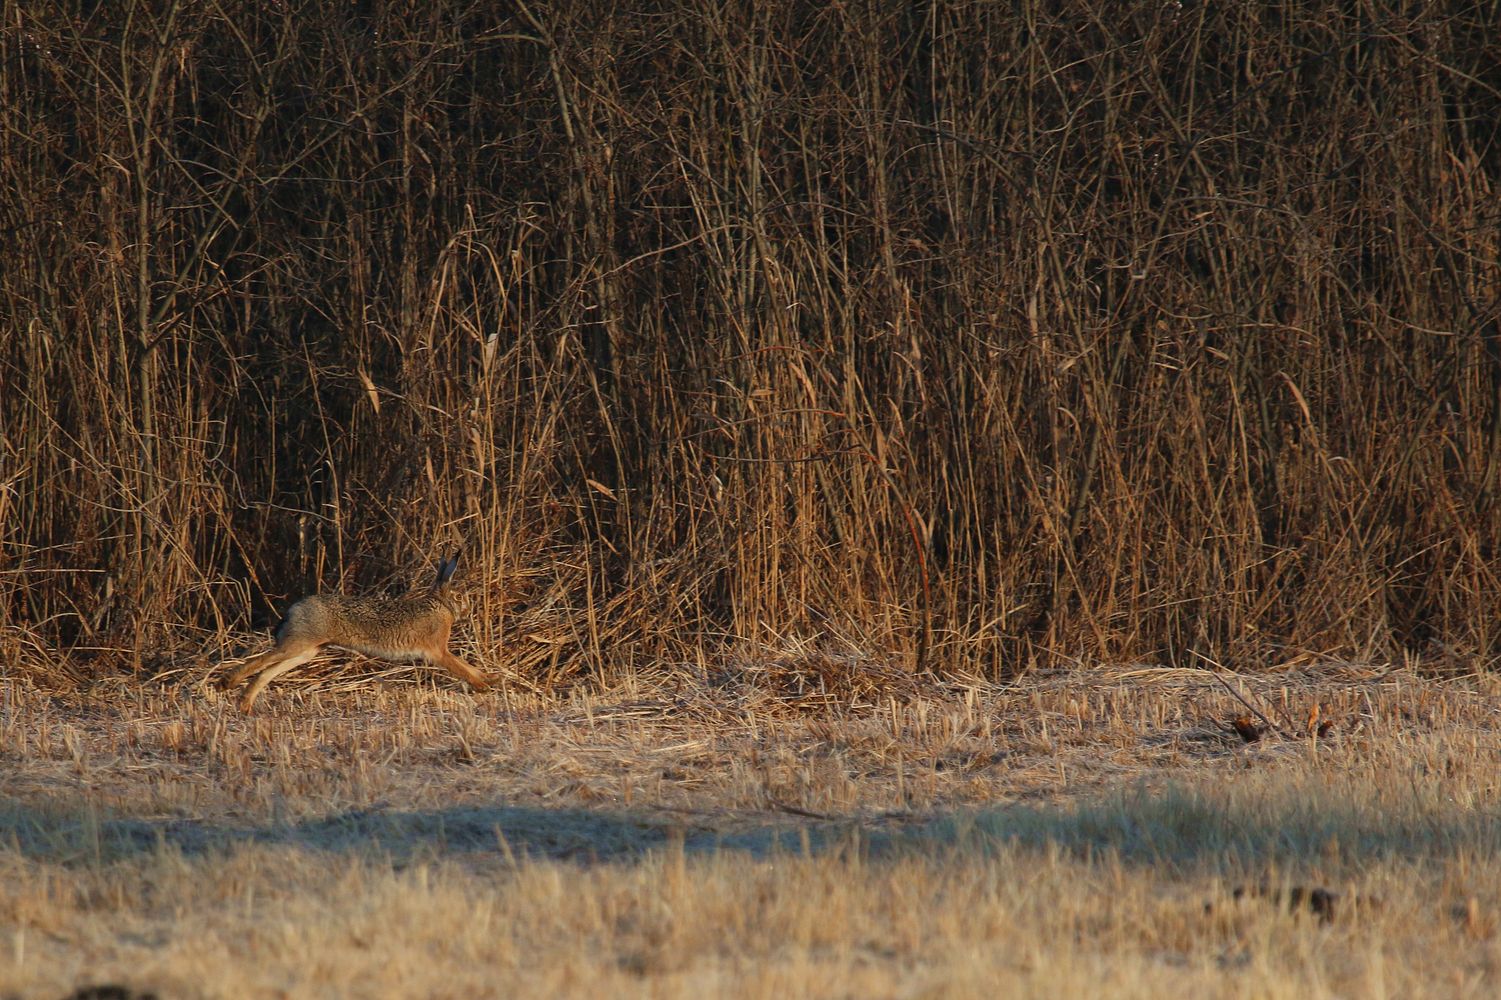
left=4, top=653, right=1501, bottom=998
left=6, top=4, right=1500, bottom=996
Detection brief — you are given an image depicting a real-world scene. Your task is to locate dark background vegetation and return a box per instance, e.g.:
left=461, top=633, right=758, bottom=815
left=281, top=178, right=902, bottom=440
left=2, top=0, right=1499, bottom=682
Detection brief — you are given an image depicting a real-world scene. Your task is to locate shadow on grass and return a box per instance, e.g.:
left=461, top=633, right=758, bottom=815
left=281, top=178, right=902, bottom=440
left=5, top=770, right=1499, bottom=872
left=913, top=774, right=1501, bottom=873
left=0, top=800, right=672, bottom=866
left=0, top=794, right=854, bottom=868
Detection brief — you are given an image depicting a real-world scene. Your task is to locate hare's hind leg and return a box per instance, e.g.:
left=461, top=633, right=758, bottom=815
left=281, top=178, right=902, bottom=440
left=435, top=650, right=490, bottom=692
left=232, top=640, right=323, bottom=713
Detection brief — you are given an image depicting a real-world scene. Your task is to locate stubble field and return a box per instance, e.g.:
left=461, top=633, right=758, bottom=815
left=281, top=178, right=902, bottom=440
left=4, top=653, right=1500, bottom=999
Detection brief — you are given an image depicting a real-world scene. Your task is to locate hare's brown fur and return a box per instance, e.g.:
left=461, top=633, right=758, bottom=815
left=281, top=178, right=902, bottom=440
left=223, top=558, right=488, bottom=712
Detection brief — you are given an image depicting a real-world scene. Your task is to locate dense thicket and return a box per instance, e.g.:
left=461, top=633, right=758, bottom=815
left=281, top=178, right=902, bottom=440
left=3, top=0, right=1499, bottom=680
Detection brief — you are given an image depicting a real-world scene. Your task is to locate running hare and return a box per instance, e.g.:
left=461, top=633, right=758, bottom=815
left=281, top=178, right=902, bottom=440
left=223, top=555, right=490, bottom=712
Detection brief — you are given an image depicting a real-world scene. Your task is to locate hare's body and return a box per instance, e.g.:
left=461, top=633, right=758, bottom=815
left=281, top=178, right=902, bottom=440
left=224, top=557, right=488, bottom=712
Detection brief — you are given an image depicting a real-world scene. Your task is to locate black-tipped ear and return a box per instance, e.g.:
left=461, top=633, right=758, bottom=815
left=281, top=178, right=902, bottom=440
left=435, top=553, right=460, bottom=587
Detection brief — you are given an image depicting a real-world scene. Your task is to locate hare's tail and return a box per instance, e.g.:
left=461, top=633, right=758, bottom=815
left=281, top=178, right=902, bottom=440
left=434, top=551, right=461, bottom=591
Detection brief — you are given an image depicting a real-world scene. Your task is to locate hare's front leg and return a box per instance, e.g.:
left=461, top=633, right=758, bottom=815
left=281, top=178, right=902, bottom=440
left=225, top=639, right=323, bottom=712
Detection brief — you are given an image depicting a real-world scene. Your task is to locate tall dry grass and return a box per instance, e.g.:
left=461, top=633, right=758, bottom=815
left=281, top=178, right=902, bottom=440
left=2, top=0, right=1499, bottom=683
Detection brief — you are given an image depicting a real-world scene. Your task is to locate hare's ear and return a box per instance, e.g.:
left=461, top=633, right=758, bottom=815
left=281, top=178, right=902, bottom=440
left=435, top=553, right=460, bottom=588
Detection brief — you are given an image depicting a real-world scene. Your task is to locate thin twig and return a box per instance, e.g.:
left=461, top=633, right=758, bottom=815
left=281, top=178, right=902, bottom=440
left=1192, top=652, right=1288, bottom=738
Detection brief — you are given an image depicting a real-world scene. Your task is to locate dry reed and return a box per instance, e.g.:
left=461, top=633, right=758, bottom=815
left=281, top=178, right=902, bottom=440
left=2, top=2, right=1498, bottom=685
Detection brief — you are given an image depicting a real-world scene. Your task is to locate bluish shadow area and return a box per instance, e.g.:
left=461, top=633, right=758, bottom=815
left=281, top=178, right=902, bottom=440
left=899, top=778, right=1501, bottom=872
left=4, top=773, right=1497, bottom=872
left=0, top=795, right=832, bottom=868
left=0, top=798, right=662, bottom=866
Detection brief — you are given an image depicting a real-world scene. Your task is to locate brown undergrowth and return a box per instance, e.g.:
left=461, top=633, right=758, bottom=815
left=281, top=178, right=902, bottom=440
left=5, top=1, right=1501, bottom=677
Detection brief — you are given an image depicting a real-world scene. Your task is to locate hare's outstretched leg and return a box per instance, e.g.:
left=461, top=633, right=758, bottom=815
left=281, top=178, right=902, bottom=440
left=239, top=645, right=321, bottom=712
left=223, top=645, right=292, bottom=690
left=435, top=650, right=490, bottom=691
left=224, top=638, right=323, bottom=713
